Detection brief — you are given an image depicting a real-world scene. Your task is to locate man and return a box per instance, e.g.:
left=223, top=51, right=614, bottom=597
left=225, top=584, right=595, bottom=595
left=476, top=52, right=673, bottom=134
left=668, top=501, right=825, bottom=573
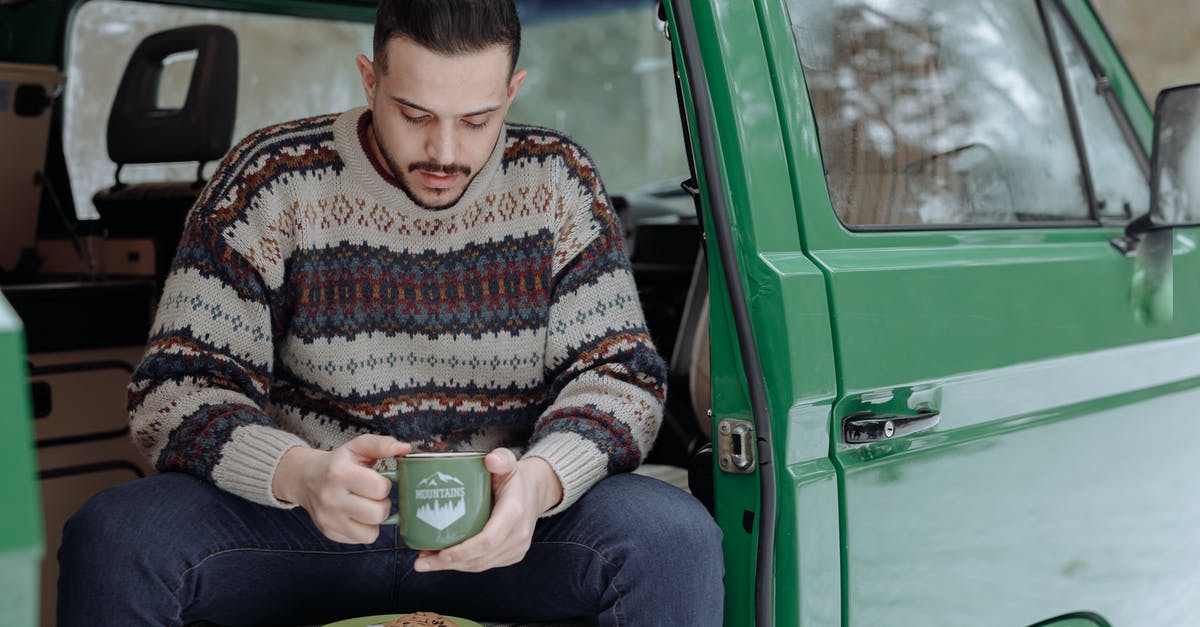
left=57, top=0, right=723, bottom=625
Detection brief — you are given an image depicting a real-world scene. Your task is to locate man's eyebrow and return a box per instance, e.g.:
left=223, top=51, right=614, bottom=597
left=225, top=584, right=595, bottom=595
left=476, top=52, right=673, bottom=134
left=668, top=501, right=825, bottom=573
left=392, top=97, right=501, bottom=118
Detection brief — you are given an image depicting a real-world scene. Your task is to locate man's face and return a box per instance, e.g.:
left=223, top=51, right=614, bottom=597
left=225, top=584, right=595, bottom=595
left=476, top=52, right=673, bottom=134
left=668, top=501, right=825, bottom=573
left=356, top=38, right=526, bottom=210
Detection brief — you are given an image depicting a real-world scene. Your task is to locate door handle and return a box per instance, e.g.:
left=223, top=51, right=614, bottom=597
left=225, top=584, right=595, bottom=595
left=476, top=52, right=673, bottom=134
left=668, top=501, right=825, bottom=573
left=842, top=409, right=940, bottom=444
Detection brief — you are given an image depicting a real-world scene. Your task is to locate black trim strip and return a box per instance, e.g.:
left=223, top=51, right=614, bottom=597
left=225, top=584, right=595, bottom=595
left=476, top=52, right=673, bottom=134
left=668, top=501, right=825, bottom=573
left=1026, top=610, right=1111, bottom=627
left=39, top=460, right=146, bottom=481
left=29, top=359, right=135, bottom=376
left=1039, top=0, right=1101, bottom=222
left=845, top=220, right=1102, bottom=233
left=667, top=1, right=777, bottom=624
left=36, top=428, right=132, bottom=449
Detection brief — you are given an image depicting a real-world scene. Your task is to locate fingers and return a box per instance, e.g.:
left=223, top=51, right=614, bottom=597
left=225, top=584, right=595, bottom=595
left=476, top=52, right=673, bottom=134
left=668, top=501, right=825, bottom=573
left=317, top=515, right=383, bottom=545
left=416, top=528, right=528, bottom=573
left=311, top=487, right=392, bottom=544
left=343, top=434, right=410, bottom=463
left=414, top=488, right=533, bottom=573
left=348, top=464, right=393, bottom=501
left=304, top=446, right=397, bottom=544
left=345, top=492, right=393, bottom=526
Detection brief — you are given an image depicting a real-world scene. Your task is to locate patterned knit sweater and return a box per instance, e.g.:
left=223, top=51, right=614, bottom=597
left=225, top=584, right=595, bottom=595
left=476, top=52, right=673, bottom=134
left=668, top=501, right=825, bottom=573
left=127, top=107, right=667, bottom=513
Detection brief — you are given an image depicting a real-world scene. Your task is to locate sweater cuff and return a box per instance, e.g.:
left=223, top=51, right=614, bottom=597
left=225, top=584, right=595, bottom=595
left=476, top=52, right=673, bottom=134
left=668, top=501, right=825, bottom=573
left=524, top=431, right=609, bottom=516
left=210, top=425, right=310, bottom=508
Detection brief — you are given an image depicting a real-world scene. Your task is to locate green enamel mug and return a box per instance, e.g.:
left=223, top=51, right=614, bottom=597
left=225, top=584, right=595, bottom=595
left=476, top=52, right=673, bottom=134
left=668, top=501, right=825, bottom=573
left=380, top=451, right=492, bottom=551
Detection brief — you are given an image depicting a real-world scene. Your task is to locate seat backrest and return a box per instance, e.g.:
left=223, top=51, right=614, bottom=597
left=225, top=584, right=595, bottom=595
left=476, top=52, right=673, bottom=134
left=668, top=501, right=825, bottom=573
left=93, top=24, right=238, bottom=281
left=106, top=24, right=238, bottom=175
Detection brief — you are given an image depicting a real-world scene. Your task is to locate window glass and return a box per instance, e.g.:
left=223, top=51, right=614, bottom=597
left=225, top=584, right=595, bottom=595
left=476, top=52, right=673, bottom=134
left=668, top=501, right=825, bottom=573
left=65, top=0, right=373, bottom=220
left=510, top=6, right=688, bottom=197
left=64, top=2, right=686, bottom=220
left=1046, top=3, right=1148, bottom=221
left=787, top=0, right=1090, bottom=226
left=156, top=50, right=197, bottom=110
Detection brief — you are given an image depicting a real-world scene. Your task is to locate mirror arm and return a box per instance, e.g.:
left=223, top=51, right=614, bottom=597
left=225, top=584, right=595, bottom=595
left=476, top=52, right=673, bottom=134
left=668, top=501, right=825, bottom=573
left=1110, top=212, right=1173, bottom=256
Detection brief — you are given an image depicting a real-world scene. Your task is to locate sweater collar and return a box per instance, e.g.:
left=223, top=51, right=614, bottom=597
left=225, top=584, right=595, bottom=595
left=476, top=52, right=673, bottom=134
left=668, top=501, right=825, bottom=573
left=334, top=107, right=506, bottom=219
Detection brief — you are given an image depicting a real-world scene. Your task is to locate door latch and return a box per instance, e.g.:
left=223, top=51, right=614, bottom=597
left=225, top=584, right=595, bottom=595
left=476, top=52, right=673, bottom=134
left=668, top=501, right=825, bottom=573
left=842, top=409, right=941, bottom=444
left=717, top=418, right=756, bottom=474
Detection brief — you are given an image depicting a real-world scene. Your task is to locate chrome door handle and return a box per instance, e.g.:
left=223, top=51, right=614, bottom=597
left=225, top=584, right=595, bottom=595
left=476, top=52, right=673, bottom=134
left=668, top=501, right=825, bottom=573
left=842, top=409, right=940, bottom=444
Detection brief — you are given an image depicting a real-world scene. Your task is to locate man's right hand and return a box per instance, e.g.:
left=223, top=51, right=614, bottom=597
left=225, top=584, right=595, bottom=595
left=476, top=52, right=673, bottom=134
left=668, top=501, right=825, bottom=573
left=272, top=434, right=410, bottom=544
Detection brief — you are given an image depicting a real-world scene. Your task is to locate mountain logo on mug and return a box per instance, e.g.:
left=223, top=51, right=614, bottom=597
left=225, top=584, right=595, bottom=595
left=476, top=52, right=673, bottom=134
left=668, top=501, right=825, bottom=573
left=414, top=471, right=467, bottom=530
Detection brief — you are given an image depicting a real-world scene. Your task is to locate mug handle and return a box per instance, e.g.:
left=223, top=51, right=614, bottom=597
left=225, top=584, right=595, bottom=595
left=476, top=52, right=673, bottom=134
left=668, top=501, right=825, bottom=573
left=379, top=469, right=399, bottom=526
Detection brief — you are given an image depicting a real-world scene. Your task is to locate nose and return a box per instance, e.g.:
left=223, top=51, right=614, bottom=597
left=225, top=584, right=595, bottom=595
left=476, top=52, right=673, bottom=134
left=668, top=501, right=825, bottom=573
left=426, top=121, right=457, bottom=166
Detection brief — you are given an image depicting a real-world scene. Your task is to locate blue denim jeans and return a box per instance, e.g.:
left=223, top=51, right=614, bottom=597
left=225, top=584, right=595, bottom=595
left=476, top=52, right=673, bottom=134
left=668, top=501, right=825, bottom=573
left=57, top=471, right=723, bottom=626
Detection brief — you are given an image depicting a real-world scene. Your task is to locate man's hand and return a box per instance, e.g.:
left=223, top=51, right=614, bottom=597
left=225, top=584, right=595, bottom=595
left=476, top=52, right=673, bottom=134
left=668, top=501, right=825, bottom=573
left=413, top=448, right=563, bottom=573
left=272, top=434, right=410, bottom=544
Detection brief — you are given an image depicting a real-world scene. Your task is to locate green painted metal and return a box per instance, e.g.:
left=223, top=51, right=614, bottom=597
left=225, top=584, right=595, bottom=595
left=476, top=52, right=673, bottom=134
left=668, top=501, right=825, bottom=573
left=752, top=1, right=1200, bottom=626
left=673, top=0, right=857, bottom=623
left=0, top=296, right=40, bottom=627
left=662, top=2, right=760, bottom=624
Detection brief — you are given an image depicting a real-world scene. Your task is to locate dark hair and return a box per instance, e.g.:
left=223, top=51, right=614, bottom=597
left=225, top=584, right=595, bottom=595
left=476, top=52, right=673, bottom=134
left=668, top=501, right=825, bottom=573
left=373, top=0, right=521, bottom=73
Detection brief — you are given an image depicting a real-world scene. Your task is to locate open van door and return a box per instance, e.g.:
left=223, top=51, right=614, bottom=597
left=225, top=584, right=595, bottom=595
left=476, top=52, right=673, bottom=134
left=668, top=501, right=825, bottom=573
left=666, top=0, right=843, bottom=625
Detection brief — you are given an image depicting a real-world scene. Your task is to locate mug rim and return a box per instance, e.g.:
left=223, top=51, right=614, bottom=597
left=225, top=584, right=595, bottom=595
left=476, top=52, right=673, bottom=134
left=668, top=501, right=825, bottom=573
left=404, top=451, right=487, bottom=459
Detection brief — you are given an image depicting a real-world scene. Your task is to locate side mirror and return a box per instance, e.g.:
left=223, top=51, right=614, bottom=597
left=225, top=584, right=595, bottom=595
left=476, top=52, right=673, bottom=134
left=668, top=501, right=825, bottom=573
left=1150, top=83, right=1200, bottom=225
left=1111, top=83, right=1200, bottom=325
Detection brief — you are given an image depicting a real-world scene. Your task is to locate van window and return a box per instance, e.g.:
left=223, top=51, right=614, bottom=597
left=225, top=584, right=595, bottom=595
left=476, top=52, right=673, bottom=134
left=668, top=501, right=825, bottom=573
left=64, top=0, right=373, bottom=220
left=64, top=1, right=685, bottom=220
left=513, top=6, right=688, bottom=197
left=1045, top=2, right=1148, bottom=221
left=788, top=0, right=1093, bottom=227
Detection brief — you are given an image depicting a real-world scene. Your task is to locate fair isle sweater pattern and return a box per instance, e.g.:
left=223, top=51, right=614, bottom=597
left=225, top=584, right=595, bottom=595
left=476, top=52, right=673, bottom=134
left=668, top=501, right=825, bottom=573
left=127, top=108, right=667, bottom=512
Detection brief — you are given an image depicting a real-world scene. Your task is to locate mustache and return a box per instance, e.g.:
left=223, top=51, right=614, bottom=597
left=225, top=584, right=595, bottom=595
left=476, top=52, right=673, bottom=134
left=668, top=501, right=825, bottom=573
left=408, top=161, right=471, bottom=176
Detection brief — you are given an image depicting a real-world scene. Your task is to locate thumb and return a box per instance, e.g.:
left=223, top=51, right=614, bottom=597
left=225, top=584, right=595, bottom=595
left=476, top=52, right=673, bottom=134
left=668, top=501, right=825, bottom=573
left=343, top=434, right=409, bottom=462
left=485, top=447, right=518, bottom=477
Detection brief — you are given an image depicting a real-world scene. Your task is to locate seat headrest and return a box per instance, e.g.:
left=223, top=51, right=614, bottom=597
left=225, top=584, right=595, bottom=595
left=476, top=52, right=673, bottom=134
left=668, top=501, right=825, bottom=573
left=106, top=24, right=238, bottom=166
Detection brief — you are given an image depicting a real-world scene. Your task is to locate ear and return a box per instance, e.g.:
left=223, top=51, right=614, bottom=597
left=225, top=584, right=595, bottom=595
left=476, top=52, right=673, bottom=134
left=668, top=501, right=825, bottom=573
left=355, top=53, right=377, bottom=108
left=506, top=68, right=528, bottom=105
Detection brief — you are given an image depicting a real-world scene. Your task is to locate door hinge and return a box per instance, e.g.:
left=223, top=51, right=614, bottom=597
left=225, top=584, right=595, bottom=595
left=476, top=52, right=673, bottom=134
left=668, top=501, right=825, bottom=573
left=717, top=418, right=756, bottom=474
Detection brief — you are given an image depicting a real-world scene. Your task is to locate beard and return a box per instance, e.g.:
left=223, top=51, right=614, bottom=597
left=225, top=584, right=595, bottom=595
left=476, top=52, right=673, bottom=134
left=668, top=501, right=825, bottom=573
left=372, top=125, right=473, bottom=211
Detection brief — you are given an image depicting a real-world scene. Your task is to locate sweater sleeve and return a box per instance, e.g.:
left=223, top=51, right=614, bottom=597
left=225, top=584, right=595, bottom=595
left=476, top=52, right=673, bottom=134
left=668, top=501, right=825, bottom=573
left=127, top=187, right=307, bottom=508
left=523, top=147, right=668, bottom=514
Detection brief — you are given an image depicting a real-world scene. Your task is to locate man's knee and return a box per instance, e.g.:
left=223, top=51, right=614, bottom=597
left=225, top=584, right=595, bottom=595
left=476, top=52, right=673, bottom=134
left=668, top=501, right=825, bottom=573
left=586, top=473, right=723, bottom=571
left=60, top=473, right=207, bottom=567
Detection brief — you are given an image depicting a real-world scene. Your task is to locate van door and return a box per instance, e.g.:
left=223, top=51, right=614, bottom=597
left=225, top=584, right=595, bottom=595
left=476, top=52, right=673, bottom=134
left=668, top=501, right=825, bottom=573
left=772, top=0, right=1200, bottom=625
left=665, top=0, right=840, bottom=623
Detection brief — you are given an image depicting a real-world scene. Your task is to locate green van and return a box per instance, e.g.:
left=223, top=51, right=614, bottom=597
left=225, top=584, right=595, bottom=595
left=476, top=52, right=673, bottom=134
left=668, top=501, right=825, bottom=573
left=2, top=0, right=1198, bottom=625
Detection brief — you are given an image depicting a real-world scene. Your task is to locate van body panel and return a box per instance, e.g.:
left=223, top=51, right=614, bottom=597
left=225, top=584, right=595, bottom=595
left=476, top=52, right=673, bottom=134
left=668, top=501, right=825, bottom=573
left=756, top=0, right=1200, bottom=625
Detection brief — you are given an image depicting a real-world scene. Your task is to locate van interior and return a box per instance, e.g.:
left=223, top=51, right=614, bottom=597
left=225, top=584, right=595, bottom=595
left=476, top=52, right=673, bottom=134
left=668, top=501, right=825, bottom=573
left=0, top=1, right=714, bottom=624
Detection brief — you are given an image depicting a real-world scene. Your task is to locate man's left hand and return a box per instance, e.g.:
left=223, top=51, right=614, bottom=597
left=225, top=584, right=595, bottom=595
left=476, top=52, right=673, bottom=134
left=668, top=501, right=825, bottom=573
left=412, top=448, right=563, bottom=573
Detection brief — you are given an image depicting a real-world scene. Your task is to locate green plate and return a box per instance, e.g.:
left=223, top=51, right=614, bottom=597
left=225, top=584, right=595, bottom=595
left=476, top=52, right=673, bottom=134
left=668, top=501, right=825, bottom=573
left=324, top=614, right=483, bottom=627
